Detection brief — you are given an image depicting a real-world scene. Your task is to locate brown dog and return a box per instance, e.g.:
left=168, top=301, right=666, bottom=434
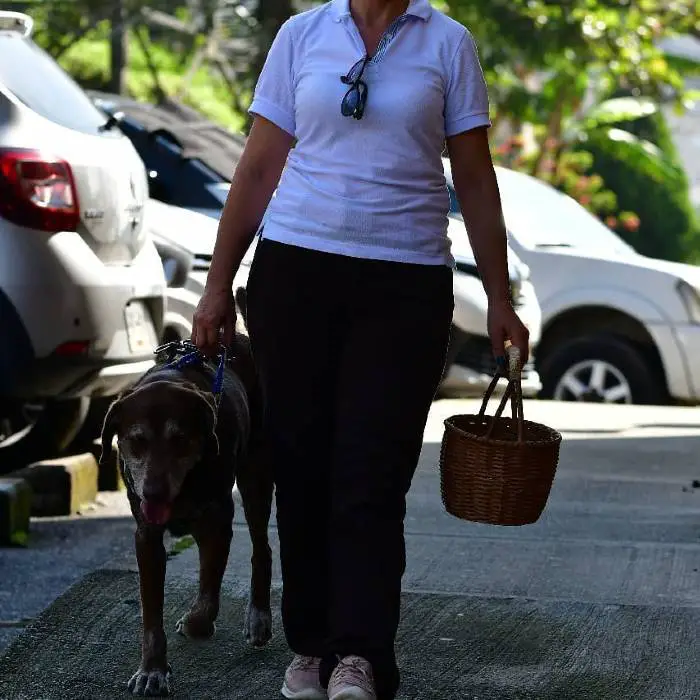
left=100, top=295, right=273, bottom=697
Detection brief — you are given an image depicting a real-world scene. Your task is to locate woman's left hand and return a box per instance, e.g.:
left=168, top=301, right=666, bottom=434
left=487, top=300, right=530, bottom=368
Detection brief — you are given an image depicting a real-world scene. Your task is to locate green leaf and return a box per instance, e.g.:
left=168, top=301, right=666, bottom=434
left=584, top=127, right=681, bottom=184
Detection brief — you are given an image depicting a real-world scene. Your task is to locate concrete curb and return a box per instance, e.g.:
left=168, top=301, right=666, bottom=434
left=0, top=478, right=32, bottom=546
left=11, top=454, right=98, bottom=517
left=89, top=438, right=124, bottom=492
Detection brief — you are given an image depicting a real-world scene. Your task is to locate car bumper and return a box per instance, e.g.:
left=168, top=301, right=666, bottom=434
left=441, top=363, right=542, bottom=398
left=12, top=357, right=156, bottom=399
left=670, top=324, right=700, bottom=402
left=0, top=228, right=166, bottom=398
left=440, top=328, right=542, bottom=398
left=646, top=322, right=700, bottom=402
left=160, top=286, right=201, bottom=341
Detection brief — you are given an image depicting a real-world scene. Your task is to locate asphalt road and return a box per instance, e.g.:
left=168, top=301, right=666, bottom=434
left=1, top=399, right=700, bottom=699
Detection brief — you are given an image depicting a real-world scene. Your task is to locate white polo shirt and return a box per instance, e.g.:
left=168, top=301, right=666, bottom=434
left=249, top=0, right=490, bottom=266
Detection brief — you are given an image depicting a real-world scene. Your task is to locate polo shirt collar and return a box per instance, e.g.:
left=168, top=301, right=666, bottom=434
left=331, top=0, right=432, bottom=22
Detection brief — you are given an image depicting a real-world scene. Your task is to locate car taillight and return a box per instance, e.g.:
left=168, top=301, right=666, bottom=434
left=52, top=341, right=90, bottom=357
left=0, top=148, right=79, bottom=233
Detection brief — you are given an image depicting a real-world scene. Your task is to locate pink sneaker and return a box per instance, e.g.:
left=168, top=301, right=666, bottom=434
left=281, top=655, right=327, bottom=699
left=327, top=656, right=377, bottom=700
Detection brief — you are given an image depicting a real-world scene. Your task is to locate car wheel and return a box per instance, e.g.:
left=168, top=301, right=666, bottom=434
left=0, top=397, right=90, bottom=474
left=539, top=335, right=666, bottom=405
left=65, top=396, right=114, bottom=454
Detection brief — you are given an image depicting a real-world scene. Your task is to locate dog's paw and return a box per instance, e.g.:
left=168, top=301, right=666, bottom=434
left=244, top=601, right=272, bottom=647
left=176, top=610, right=216, bottom=640
left=127, top=665, right=172, bottom=696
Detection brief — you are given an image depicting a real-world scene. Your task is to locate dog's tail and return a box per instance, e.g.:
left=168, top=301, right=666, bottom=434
left=234, top=286, right=248, bottom=329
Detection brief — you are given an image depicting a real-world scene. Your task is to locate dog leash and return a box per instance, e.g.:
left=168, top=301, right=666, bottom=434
left=154, top=340, right=228, bottom=414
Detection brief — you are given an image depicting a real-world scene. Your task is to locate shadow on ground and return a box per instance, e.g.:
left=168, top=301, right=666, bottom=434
left=0, top=514, right=137, bottom=653
left=0, top=569, right=697, bottom=700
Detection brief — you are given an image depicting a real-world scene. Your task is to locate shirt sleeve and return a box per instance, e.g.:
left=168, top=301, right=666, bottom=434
left=248, top=19, right=297, bottom=137
left=444, top=30, right=491, bottom=138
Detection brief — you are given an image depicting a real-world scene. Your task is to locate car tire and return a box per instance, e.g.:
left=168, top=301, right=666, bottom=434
left=0, top=397, right=90, bottom=474
left=65, top=396, right=114, bottom=455
left=539, top=334, right=666, bottom=405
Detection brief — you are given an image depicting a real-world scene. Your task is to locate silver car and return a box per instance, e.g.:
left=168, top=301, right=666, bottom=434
left=0, top=12, right=166, bottom=467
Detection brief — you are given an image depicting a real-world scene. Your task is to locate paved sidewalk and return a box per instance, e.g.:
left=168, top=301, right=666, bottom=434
left=1, top=401, right=700, bottom=699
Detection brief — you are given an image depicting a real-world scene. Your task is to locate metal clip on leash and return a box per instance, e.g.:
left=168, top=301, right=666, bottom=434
left=211, top=344, right=227, bottom=413
left=155, top=339, right=228, bottom=413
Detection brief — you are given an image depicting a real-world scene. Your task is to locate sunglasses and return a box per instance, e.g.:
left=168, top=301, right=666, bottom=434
left=340, top=55, right=370, bottom=120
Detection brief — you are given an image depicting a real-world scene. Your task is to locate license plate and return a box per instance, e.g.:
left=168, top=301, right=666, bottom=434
left=124, top=301, right=152, bottom=354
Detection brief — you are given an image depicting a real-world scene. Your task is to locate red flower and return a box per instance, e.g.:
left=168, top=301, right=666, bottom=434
left=622, top=214, right=641, bottom=232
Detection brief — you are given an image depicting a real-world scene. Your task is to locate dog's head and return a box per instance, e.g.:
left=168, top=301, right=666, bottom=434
left=100, top=380, right=219, bottom=526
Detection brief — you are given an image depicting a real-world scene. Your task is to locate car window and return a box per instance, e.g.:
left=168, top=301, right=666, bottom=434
left=444, top=157, right=635, bottom=255
left=0, top=34, right=109, bottom=135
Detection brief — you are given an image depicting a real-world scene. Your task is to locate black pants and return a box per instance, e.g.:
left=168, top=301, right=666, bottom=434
left=246, top=239, right=454, bottom=700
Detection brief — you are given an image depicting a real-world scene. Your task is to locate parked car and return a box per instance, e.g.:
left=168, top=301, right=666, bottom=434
left=92, top=92, right=543, bottom=396
left=145, top=198, right=543, bottom=397
left=444, top=158, right=700, bottom=405
left=0, top=12, right=166, bottom=468
left=89, top=90, right=242, bottom=219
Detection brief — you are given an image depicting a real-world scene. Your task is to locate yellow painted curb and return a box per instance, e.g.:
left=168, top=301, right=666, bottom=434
left=0, top=478, right=31, bottom=546
left=12, top=454, right=98, bottom=517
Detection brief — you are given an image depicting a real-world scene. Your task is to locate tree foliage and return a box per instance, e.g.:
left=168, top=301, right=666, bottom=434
left=444, top=0, right=699, bottom=260
left=449, top=0, right=698, bottom=128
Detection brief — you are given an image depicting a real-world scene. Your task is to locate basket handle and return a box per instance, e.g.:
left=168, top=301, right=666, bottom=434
left=478, top=345, right=525, bottom=443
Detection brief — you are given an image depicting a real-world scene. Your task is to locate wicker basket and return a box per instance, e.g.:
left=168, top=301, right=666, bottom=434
left=440, top=346, right=562, bottom=526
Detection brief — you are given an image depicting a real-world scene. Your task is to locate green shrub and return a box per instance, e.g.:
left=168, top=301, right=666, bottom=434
left=576, top=127, right=700, bottom=261
left=613, top=106, right=686, bottom=177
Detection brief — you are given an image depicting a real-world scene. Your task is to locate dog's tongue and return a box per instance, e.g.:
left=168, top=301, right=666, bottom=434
left=141, top=500, right=171, bottom=525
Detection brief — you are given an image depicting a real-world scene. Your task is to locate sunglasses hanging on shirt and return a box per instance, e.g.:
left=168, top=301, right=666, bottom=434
left=340, top=54, right=370, bottom=120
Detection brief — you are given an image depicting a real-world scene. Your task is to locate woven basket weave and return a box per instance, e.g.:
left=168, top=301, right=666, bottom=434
left=440, top=346, right=562, bottom=526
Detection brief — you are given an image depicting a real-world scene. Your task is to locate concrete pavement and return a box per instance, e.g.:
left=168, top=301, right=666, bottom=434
left=1, top=400, right=700, bottom=699
left=0, top=491, right=137, bottom=654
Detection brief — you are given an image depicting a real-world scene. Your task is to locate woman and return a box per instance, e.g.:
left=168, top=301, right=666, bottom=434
left=192, top=0, right=529, bottom=697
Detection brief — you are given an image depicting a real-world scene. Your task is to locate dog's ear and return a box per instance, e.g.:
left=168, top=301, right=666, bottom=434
left=197, top=390, right=220, bottom=456
left=180, top=386, right=220, bottom=456
left=99, top=386, right=137, bottom=467
left=99, top=397, right=122, bottom=468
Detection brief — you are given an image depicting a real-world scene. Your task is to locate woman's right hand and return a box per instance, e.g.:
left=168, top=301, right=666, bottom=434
left=192, top=284, right=236, bottom=356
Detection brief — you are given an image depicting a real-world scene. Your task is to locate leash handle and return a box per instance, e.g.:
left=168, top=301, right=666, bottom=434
left=479, top=345, right=524, bottom=443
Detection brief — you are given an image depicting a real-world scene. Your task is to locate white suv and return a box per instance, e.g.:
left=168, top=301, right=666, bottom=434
left=0, top=12, right=166, bottom=466
left=445, top=158, right=700, bottom=405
